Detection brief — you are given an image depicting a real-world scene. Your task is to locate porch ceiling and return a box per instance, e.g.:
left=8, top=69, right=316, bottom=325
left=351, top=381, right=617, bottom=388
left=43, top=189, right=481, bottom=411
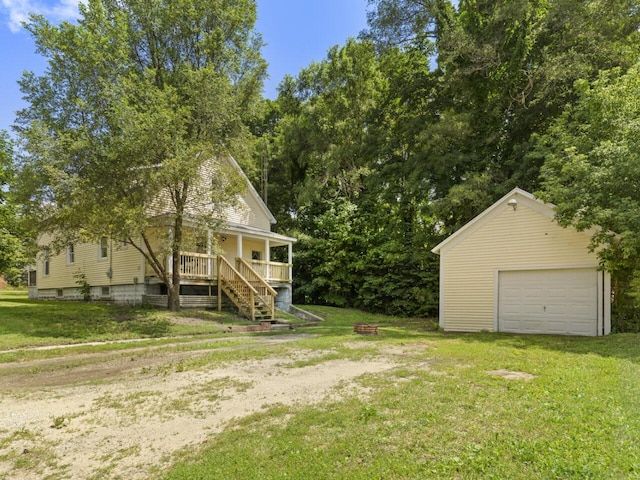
left=223, top=223, right=297, bottom=246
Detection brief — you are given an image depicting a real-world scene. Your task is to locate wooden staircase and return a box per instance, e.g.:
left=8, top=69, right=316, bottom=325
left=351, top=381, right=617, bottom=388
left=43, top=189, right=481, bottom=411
left=217, top=256, right=275, bottom=321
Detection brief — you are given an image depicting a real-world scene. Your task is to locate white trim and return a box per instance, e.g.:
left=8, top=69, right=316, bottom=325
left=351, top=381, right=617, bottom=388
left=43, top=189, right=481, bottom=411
left=223, top=223, right=297, bottom=244
left=439, top=254, right=445, bottom=329
left=604, top=271, right=611, bottom=335
left=265, top=239, right=271, bottom=280
left=66, top=245, right=75, bottom=265
left=493, top=269, right=500, bottom=332
left=42, top=257, right=50, bottom=277
left=597, top=270, right=604, bottom=336
left=98, top=236, right=109, bottom=260
left=225, top=155, right=277, bottom=225
left=495, top=263, right=598, bottom=272
left=431, top=188, right=595, bottom=255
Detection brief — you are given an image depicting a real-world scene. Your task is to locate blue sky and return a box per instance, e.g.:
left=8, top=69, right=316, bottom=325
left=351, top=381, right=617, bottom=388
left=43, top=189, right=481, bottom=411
left=0, top=0, right=369, bottom=135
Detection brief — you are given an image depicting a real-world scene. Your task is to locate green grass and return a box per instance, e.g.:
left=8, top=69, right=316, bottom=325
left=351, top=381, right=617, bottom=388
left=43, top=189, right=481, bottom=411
left=161, top=308, right=640, bottom=480
left=0, top=289, right=258, bottom=351
left=2, top=293, right=640, bottom=478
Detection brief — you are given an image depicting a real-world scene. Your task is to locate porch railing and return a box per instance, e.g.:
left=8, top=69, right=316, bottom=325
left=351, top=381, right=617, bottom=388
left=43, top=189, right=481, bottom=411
left=236, top=258, right=276, bottom=319
left=248, top=260, right=292, bottom=282
left=179, top=252, right=217, bottom=279
left=172, top=253, right=290, bottom=283
left=217, top=256, right=257, bottom=320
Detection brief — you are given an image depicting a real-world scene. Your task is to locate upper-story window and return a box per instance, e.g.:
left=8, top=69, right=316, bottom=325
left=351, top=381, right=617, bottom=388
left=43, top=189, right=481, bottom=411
left=43, top=249, right=50, bottom=276
left=67, top=245, right=75, bottom=265
left=99, top=237, right=109, bottom=259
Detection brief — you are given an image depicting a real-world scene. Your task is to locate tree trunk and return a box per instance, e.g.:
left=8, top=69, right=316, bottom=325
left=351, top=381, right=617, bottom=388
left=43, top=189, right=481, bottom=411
left=168, top=281, right=180, bottom=311
left=168, top=204, right=185, bottom=312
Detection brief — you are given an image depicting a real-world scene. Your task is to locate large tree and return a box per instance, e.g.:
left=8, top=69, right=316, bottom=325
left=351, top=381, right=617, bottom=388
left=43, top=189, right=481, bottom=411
left=0, top=131, right=29, bottom=280
left=538, top=63, right=640, bottom=304
left=14, top=0, right=266, bottom=309
left=365, top=0, right=640, bottom=230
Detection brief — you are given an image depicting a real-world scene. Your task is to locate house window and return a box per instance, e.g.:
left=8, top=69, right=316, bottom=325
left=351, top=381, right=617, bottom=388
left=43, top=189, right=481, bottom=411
left=28, top=270, right=37, bottom=286
left=99, top=237, right=109, bottom=259
left=67, top=245, right=75, bottom=265
left=101, top=286, right=110, bottom=297
left=251, top=250, right=262, bottom=261
left=56, top=289, right=63, bottom=298
left=43, top=249, right=50, bottom=276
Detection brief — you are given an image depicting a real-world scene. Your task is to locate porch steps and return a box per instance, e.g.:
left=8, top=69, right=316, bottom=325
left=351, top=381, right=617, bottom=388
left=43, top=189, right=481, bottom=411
left=220, top=288, right=273, bottom=321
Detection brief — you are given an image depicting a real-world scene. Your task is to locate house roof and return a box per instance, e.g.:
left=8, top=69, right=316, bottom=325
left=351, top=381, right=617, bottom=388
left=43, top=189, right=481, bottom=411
left=431, top=187, right=584, bottom=255
left=226, top=155, right=277, bottom=225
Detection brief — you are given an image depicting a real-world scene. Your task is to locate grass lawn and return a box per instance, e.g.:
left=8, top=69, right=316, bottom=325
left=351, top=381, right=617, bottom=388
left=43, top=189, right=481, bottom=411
left=0, top=289, right=265, bottom=352
left=1, top=292, right=639, bottom=478
left=163, top=308, right=640, bottom=480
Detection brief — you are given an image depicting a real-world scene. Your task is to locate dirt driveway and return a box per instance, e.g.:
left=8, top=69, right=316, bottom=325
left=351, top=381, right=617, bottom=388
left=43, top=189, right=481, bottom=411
left=0, top=334, right=398, bottom=479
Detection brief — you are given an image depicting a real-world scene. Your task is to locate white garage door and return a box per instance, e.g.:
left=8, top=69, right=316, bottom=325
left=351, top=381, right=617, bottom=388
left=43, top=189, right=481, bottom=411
left=498, top=268, right=598, bottom=336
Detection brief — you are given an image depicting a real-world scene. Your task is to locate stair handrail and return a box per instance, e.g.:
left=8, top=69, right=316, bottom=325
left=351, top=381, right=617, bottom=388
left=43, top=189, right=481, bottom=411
left=235, top=257, right=276, bottom=319
left=218, top=256, right=258, bottom=320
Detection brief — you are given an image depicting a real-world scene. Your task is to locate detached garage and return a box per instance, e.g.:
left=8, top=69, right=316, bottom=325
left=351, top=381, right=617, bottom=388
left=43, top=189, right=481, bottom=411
left=431, top=188, right=611, bottom=336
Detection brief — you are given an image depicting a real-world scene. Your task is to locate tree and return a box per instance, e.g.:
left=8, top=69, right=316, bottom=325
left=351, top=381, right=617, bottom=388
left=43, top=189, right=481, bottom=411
left=538, top=63, right=640, bottom=305
left=14, top=0, right=266, bottom=310
left=0, top=131, right=29, bottom=280
left=264, top=40, right=441, bottom=316
left=365, top=0, right=640, bottom=229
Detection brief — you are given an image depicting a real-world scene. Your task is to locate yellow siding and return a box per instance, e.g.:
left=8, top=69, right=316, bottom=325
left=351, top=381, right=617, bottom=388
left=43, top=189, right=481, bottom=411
left=242, top=239, right=265, bottom=261
left=147, top=157, right=272, bottom=231
left=441, top=203, right=598, bottom=332
left=38, top=240, right=144, bottom=289
left=224, top=190, right=271, bottom=230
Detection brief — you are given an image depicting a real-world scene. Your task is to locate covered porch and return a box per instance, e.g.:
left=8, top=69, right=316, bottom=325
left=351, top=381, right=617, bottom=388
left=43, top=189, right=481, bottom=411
left=143, top=224, right=296, bottom=319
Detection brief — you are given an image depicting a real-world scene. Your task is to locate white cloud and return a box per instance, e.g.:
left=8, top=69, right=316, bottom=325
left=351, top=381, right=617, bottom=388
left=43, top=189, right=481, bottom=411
left=1, top=0, right=81, bottom=33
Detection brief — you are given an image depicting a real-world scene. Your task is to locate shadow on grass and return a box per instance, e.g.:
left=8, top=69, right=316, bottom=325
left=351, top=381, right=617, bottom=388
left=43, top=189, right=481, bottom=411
left=0, top=295, right=171, bottom=343
left=449, top=330, right=640, bottom=364
left=296, top=304, right=640, bottom=363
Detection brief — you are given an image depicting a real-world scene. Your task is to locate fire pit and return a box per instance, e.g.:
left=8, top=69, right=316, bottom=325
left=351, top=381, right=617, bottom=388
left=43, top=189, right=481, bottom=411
left=353, top=323, right=378, bottom=335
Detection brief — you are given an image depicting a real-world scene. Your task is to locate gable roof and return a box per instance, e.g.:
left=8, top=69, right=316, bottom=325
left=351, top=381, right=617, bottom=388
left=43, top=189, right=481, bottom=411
left=225, top=155, right=277, bottom=225
left=431, top=187, right=587, bottom=255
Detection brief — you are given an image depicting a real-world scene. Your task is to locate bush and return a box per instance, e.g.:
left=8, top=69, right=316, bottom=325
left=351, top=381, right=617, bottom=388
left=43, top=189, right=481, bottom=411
left=612, top=303, right=640, bottom=333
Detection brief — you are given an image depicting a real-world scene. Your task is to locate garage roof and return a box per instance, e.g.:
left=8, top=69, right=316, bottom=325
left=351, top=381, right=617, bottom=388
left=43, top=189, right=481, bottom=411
left=431, top=188, right=593, bottom=255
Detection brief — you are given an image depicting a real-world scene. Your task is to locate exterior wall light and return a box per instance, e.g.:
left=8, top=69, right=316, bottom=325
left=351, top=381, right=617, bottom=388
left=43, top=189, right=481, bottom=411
left=507, top=198, right=518, bottom=211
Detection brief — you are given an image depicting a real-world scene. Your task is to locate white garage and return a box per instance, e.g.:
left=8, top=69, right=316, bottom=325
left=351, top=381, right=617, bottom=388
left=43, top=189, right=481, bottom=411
left=431, top=188, right=611, bottom=336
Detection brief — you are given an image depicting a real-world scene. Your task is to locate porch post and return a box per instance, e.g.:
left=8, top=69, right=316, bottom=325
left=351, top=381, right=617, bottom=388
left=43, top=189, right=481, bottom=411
left=265, top=239, right=271, bottom=280
left=207, top=230, right=212, bottom=277
left=288, top=243, right=293, bottom=282
left=236, top=234, right=243, bottom=261
left=167, top=226, right=174, bottom=274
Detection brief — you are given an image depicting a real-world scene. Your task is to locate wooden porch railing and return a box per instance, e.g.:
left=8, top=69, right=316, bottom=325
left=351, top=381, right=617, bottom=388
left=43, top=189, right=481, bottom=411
left=248, top=260, right=292, bottom=282
left=179, top=252, right=217, bottom=278
left=218, top=256, right=273, bottom=321
left=236, top=258, right=276, bottom=319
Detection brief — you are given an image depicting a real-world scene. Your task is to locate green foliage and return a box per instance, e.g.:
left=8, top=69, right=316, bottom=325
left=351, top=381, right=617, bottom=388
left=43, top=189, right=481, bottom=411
left=538, top=63, right=640, bottom=306
left=14, top=0, right=265, bottom=310
left=0, top=131, right=30, bottom=278
left=611, top=304, right=640, bottom=334
left=73, top=271, right=91, bottom=301
left=259, top=1, right=640, bottom=318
